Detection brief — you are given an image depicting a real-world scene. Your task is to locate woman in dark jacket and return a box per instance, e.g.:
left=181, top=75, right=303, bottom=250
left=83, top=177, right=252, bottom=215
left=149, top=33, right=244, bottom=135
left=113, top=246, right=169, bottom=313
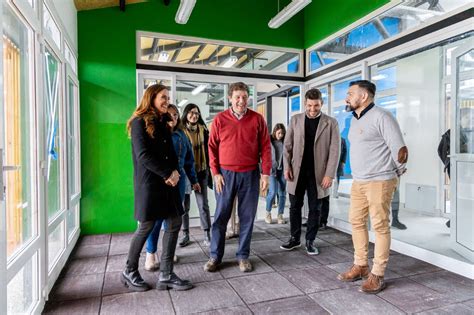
left=122, top=84, right=192, bottom=292
left=179, top=103, right=213, bottom=247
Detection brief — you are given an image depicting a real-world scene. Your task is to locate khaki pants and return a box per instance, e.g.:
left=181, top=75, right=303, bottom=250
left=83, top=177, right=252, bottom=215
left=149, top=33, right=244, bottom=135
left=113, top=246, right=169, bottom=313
left=349, top=178, right=398, bottom=276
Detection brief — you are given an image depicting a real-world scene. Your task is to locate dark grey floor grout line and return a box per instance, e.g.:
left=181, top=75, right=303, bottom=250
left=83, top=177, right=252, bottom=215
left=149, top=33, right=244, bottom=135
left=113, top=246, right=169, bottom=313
left=97, top=238, right=112, bottom=314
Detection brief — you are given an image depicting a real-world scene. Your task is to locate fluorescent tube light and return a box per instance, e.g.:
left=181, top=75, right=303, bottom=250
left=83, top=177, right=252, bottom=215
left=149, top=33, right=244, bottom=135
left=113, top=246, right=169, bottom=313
left=158, top=51, right=169, bottom=62
left=268, top=0, right=311, bottom=29
left=175, top=0, right=197, bottom=24
left=222, top=56, right=238, bottom=68
left=371, top=74, right=387, bottom=81
left=191, top=84, right=207, bottom=95
left=178, top=99, right=189, bottom=107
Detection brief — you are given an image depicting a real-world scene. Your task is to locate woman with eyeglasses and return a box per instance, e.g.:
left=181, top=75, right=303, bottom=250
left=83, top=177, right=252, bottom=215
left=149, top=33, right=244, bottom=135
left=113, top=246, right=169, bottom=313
left=122, top=84, right=192, bottom=292
left=144, top=104, right=201, bottom=271
left=180, top=103, right=213, bottom=247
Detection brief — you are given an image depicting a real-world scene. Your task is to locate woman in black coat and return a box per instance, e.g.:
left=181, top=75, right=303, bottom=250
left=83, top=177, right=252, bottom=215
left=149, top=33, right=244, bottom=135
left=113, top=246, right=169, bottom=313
left=122, top=84, right=192, bottom=292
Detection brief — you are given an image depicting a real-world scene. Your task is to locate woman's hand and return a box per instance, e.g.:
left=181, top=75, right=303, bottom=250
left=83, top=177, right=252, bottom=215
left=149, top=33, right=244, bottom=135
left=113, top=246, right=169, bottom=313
left=165, top=170, right=180, bottom=187
left=192, top=183, right=201, bottom=193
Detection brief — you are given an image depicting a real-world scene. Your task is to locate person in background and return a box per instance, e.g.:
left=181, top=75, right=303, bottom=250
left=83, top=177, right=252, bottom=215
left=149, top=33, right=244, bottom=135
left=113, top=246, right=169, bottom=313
left=123, top=84, right=192, bottom=292
left=337, top=80, right=408, bottom=294
left=265, top=123, right=287, bottom=225
left=204, top=82, right=271, bottom=273
left=281, top=88, right=340, bottom=255
left=180, top=104, right=213, bottom=247
left=144, top=104, right=201, bottom=271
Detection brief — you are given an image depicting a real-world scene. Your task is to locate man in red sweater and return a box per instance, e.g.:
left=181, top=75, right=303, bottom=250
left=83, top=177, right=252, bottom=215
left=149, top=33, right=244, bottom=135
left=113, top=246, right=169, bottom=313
left=204, top=82, right=272, bottom=273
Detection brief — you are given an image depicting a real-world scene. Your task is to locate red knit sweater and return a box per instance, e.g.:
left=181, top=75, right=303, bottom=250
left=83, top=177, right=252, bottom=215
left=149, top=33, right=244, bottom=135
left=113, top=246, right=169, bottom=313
left=208, top=109, right=271, bottom=175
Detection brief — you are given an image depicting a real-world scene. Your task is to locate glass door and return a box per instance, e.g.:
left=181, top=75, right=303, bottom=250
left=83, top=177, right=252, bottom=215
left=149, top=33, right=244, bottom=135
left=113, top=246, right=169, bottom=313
left=450, top=43, right=474, bottom=262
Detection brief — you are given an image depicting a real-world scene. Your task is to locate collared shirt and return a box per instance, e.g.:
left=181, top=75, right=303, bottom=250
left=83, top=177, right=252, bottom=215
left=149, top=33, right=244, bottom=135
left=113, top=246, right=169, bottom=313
left=352, top=103, right=375, bottom=120
left=230, top=107, right=248, bottom=120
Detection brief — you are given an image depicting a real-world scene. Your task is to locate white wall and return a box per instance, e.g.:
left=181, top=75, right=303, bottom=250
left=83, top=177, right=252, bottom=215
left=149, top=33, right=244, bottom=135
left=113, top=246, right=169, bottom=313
left=396, top=46, right=443, bottom=212
left=271, top=97, right=287, bottom=129
left=47, top=0, right=78, bottom=51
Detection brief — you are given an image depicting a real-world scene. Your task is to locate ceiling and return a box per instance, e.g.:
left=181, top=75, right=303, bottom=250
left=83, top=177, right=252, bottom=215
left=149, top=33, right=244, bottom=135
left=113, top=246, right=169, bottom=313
left=74, top=0, right=146, bottom=11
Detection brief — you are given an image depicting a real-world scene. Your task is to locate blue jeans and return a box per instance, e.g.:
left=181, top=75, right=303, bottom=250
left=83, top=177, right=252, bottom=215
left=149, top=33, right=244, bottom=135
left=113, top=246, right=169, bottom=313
left=265, top=169, right=286, bottom=214
left=210, top=168, right=260, bottom=261
left=146, top=169, right=186, bottom=254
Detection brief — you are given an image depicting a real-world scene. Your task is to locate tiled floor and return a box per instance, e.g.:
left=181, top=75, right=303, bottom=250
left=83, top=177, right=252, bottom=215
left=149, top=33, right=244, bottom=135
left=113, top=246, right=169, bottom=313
left=43, top=222, right=474, bottom=314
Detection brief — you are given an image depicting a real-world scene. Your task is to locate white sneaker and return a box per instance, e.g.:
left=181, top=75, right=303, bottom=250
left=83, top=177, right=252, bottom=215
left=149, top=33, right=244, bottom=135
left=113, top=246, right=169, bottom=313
left=277, top=214, right=286, bottom=224
left=265, top=212, right=272, bottom=224
left=173, top=255, right=179, bottom=263
left=145, top=252, right=159, bottom=271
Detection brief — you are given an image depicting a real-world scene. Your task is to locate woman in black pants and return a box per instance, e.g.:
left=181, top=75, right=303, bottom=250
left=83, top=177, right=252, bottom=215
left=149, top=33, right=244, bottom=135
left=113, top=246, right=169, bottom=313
left=122, top=84, right=192, bottom=292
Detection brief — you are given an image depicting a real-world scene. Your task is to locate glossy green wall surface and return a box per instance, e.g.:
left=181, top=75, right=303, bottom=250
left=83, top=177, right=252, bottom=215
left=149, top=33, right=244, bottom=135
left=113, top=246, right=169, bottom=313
left=304, top=0, right=389, bottom=48
left=78, top=0, right=305, bottom=234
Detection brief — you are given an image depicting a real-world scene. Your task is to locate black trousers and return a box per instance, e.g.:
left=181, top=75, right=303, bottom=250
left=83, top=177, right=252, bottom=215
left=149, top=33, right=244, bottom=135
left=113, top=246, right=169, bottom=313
left=289, top=173, right=322, bottom=242
left=320, top=196, right=330, bottom=225
left=126, top=215, right=182, bottom=274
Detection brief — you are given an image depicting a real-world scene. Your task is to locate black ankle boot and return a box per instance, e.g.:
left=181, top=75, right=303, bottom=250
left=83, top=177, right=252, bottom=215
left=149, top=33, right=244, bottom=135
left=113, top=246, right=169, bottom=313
left=179, top=231, right=190, bottom=247
left=121, top=268, right=150, bottom=292
left=391, top=210, right=407, bottom=230
left=157, top=272, right=193, bottom=291
left=280, top=236, right=301, bottom=250
left=305, top=240, right=319, bottom=255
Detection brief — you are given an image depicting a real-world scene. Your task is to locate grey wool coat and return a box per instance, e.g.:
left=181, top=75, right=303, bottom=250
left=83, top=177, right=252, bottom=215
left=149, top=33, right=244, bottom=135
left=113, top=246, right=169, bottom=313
left=283, top=112, right=341, bottom=198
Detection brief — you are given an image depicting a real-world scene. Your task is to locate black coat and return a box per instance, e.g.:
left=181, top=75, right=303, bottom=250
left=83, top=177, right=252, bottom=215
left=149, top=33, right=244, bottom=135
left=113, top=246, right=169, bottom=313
left=131, top=116, right=183, bottom=221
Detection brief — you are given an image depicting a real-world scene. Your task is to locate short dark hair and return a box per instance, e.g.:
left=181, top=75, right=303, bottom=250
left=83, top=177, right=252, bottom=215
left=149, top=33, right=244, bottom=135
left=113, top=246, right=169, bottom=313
left=272, top=123, right=286, bottom=141
left=181, top=103, right=207, bottom=127
left=305, top=88, right=323, bottom=102
left=228, top=82, right=249, bottom=97
left=350, top=80, right=376, bottom=98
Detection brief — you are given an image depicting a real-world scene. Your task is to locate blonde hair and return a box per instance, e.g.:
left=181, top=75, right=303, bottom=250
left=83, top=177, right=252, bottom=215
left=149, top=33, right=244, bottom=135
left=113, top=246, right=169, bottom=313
left=126, top=84, right=168, bottom=138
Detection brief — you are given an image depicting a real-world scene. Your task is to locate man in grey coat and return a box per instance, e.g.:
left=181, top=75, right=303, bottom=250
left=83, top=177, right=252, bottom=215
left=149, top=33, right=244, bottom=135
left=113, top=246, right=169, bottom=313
left=281, top=88, right=340, bottom=255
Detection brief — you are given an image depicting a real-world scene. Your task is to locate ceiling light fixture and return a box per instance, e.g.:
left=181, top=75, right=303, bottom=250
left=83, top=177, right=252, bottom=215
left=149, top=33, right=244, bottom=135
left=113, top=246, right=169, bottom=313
left=191, top=84, right=207, bottom=95
left=268, top=0, right=312, bottom=29
left=222, top=56, right=238, bottom=68
left=158, top=50, right=170, bottom=62
left=177, top=99, right=189, bottom=107
left=175, top=0, right=196, bottom=24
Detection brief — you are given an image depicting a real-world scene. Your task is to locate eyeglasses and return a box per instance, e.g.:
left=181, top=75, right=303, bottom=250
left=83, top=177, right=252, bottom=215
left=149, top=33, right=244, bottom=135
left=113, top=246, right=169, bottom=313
left=189, top=111, right=200, bottom=117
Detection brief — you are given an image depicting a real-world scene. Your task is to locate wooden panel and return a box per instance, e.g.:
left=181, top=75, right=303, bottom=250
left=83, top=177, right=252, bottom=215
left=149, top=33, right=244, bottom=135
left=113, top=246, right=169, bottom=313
left=74, top=0, right=146, bottom=11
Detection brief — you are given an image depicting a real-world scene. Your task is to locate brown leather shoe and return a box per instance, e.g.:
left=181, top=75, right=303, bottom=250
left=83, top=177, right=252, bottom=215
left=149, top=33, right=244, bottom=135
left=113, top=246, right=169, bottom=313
left=238, top=259, right=252, bottom=272
left=337, top=264, right=369, bottom=282
left=203, top=258, right=219, bottom=272
left=360, top=273, right=386, bottom=294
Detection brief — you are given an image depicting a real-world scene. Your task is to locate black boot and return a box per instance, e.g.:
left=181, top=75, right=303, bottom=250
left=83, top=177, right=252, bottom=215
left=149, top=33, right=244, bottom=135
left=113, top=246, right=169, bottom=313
left=391, top=210, right=407, bottom=230
left=280, top=236, right=301, bottom=250
left=305, top=240, right=319, bottom=255
left=157, top=272, right=193, bottom=291
left=179, top=230, right=190, bottom=247
left=121, top=268, right=150, bottom=292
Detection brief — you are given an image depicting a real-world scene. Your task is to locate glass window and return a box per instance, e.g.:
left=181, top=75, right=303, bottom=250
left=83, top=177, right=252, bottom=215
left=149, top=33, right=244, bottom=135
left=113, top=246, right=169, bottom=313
left=43, top=3, right=60, bottom=48
left=308, top=0, right=472, bottom=72
left=48, top=222, right=64, bottom=270
left=3, top=3, right=35, bottom=258
left=7, top=253, right=37, bottom=314
left=67, top=204, right=79, bottom=240
left=457, top=51, right=474, bottom=154
left=44, top=48, right=62, bottom=219
left=64, top=43, right=77, bottom=73
left=67, top=78, right=79, bottom=198
left=138, top=34, right=301, bottom=75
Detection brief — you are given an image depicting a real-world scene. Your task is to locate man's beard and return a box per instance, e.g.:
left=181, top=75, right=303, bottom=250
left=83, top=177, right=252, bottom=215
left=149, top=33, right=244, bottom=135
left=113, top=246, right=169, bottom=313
left=345, top=104, right=355, bottom=112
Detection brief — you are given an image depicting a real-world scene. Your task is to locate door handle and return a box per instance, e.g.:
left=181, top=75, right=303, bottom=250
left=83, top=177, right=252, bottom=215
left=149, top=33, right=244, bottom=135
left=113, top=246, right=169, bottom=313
left=3, top=165, right=21, bottom=171
left=0, top=149, right=20, bottom=201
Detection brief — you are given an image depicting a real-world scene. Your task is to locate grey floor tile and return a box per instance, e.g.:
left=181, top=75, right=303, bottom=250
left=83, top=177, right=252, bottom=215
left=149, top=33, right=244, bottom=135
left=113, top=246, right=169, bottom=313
left=100, top=290, right=174, bottom=315
left=197, top=305, right=252, bottom=315
left=259, top=251, right=320, bottom=271
left=102, top=271, right=157, bottom=296
left=386, top=255, right=442, bottom=276
left=378, top=278, right=455, bottom=313
left=50, top=274, right=104, bottom=301
left=326, top=261, right=403, bottom=282
left=316, top=231, right=353, bottom=245
left=110, top=232, right=134, bottom=244
left=409, top=270, right=474, bottom=302
left=219, top=256, right=273, bottom=278
left=251, top=230, right=275, bottom=241
left=249, top=295, right=329, bottom=314
left=172, top=261, right=223, bottom=284
left=170, top=280, right=244, bottom=314
left=311, top=246, right=354, bottom=265
left=43, top=297, right=101, bottom=314
left=108, top=240, right=131, bottom=256
left=310, top=287, right=405, bottom=315
left=175, top=242, right=209, bottom=264
left=463, top=299, right=474, bottom=308
left=228, top=272, right=303, bottom=304
left=250, top=239, right=290, bottom=255
left=63, top=256, right=107, bottom=277
left=188, top=227, right=205, bottom=236
left=79, top=234, right=111, bottom=246
left=416, top=303, right=474, bottom=315
left=71, top=243, right=110, bottom=259
left=258, top=226, right=291, bottom=239
left=281, top=266, right=348, bottom=294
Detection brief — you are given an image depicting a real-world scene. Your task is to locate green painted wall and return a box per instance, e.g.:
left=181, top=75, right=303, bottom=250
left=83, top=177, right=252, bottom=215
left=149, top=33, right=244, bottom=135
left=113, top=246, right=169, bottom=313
left=304, top=0, right=389, bottom=48
left=78, top=0, right=305, bottom=234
